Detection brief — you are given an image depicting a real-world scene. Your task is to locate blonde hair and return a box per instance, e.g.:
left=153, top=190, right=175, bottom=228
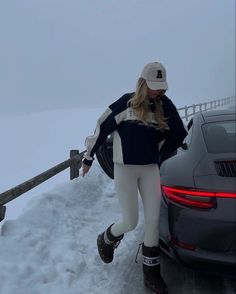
left=129, top=78, right=168, bottom=129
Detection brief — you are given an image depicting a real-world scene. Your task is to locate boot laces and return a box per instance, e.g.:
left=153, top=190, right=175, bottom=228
left=135, top=242, right=143, bottom=263
left=113, top=240, right=121, bottom=248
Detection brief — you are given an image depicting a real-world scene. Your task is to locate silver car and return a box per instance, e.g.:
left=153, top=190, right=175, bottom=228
left=159, top=109, right=236, bottom=279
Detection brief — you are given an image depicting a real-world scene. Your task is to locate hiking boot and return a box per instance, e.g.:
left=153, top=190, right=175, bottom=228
left=142, top=244, right=168, bottom=293
left=97, top=224, right=124, bottom=263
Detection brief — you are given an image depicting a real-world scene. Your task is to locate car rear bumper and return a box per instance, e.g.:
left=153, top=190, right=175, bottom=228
left=161, top=240, right=236, bottom=279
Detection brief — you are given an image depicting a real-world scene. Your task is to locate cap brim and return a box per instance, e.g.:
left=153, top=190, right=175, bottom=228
left=146, top=81, right=168, bottom=91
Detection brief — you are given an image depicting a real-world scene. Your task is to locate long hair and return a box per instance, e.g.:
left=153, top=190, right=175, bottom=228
left=129, top=78, right=168, bottom=129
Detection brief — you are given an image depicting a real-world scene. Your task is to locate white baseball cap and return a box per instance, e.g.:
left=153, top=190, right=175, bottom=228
left=141, top=62, right=168, bottom=90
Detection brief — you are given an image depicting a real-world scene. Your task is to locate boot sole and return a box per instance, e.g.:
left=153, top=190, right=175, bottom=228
left=144, top=280, right=168, bottom=294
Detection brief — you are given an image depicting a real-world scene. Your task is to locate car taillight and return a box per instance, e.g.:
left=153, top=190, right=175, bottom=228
left=161, top=186, right=236, bottom=209
left=170, top=237, right=197, bottom=251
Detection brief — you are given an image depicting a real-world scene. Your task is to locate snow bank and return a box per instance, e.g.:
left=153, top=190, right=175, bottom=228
left=0, top=163, right=145, bottom=294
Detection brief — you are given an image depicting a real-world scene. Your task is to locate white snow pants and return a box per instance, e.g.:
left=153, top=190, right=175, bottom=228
left=111, top=163, right=162, bottom=247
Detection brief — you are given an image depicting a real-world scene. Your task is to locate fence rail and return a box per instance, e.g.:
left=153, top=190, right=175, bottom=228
left=0, top=95, right=235, bottom=222
left=178, top=96, right=235, bottom=122
left=0, top=150, right=85, bottom=221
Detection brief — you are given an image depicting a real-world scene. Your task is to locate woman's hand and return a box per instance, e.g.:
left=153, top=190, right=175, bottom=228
left=82, top=163, right=91, bottom=177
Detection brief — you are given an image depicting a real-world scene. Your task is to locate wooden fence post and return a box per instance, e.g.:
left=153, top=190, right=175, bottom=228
left=70, top=150, right=81, bottom=180
left=0, top=206, right=6, bottom=222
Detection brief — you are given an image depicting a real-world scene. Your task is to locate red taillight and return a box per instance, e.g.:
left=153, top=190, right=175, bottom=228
left=171, top=237, right=196, bottom=251
left=161, top=186, right=236, bottom=209
left=214, top=192, right=236, bottom=198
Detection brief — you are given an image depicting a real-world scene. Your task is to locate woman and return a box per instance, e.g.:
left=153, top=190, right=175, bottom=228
left=82, top=62, right=187, bottom=293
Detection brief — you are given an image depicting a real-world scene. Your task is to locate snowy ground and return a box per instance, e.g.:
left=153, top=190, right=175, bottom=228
left=1, top=162, right=235, bottom=294
left=0, top=163, right=147, bottom=294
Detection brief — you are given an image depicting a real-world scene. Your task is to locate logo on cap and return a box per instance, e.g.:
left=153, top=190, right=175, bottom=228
left=156, top=70, right=163, bottom=79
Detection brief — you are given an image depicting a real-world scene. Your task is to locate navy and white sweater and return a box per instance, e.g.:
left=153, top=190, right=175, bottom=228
left=83, top=93, right=187, bottom=166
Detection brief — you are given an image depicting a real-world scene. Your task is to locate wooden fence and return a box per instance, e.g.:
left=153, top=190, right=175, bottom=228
left=0, top=150, right=85, bottom=222
left=0, top=96, right=235, bottom=222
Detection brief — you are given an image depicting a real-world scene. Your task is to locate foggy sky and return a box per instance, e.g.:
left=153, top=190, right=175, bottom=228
left=0, top=0, right=235, bottom=115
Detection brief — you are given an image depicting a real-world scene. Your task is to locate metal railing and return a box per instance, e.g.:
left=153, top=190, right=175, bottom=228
left=0, top=96, right=235, bottom=222
left=178, top=96, right=235, bottom=122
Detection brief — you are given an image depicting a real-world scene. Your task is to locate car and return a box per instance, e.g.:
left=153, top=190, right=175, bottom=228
left=159, top=109, right=236, bottom=279
left=96, top=108, right=236, bottom=279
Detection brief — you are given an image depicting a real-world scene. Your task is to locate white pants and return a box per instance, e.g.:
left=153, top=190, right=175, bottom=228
left=111, top=163, right=162, bottom=247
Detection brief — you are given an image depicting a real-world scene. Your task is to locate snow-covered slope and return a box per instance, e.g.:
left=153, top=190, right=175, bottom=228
left=0, top=163, right=146, bottom=294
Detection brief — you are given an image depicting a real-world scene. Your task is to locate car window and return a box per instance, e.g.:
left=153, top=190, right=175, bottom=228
left=202, top=121, right=236, bottom=153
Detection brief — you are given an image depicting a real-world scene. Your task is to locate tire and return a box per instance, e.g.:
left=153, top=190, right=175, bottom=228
left=96, top=137, right=114, bottom=179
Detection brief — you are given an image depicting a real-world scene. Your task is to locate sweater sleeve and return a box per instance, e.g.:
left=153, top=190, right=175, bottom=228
left=160, top=99, right=188, bottom=162
left=83, top=94, right=130, bottom=166
left=83, top=107, right=118, bottom=166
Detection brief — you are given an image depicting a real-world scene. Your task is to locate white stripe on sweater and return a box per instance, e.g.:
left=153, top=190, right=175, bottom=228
left=84, top=108, right=112, bottom=159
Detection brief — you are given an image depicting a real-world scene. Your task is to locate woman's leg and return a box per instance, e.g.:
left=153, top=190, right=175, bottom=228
left=111, top=164, right=139, bottom=237
left=138, top=164, right=161, bottom=247
left=138, top=165, right=168, bottom=293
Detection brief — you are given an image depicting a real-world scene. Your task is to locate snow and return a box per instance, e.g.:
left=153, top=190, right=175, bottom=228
left=0, top=163, right=146, bottom=294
